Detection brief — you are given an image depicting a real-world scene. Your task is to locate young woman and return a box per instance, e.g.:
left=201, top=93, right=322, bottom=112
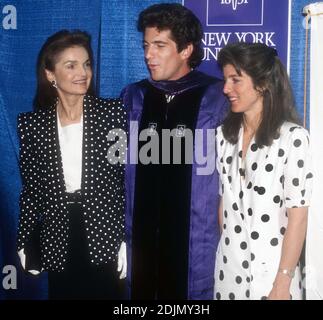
left=214, top=42, right=313, bottom=300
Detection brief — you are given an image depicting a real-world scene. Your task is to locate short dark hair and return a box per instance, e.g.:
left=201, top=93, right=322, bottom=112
left=137, top=3, right=203, bottom=68
left=218, top=42, right=301, bottom=147
left=34, top=30, right=95, bottom=110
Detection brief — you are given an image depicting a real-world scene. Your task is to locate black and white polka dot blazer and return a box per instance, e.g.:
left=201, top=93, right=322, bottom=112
left=17, top=95, right=127, bottom=271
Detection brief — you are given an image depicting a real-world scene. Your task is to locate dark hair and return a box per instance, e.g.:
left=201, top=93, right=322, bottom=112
left=218, top=42, right=301, bottom=147
left=34, top=30, right=95, bottom=110
left=137, top=3, right=203, bottom=68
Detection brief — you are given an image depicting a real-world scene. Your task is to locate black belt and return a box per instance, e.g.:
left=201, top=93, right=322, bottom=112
left=65, top=189, right=82, bottom=204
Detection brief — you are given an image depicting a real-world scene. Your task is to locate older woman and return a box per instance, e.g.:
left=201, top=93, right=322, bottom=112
left=16, top=30, right=127, bottom=299
left=214, top=42, right=313, bottom=300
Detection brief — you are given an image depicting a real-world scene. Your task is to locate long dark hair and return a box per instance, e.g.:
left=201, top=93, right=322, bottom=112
left=34, top=30, right=95, bottom=110
left=218, top=42, right=301, bottom=147
left=137, top=3, right=203, bottom=69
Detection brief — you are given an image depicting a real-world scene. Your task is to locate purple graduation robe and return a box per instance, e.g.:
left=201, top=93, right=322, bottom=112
left=121, top=70, right=228, bottom=299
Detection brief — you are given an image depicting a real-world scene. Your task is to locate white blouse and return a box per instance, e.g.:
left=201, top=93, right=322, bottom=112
left=57, top=113, right=83, bottom=193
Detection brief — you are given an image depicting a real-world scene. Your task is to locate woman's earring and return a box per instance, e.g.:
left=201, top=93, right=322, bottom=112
left=51, top=80, right=57, bottom=89
left=257, top=87, right=265, bottom=96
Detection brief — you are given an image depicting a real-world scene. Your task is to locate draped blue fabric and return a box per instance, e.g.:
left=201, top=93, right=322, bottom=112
left=290, top=0, right=312, bottom=127
left=0, top=0, right=311, bottom=299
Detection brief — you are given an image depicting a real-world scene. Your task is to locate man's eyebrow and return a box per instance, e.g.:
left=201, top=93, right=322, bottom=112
left=143, top=40, right=168, bottom=44
left=63, top=60, right=77, bottom=64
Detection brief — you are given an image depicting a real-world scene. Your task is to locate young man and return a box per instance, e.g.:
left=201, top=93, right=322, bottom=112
left=121, top=3, right=228, bottom=299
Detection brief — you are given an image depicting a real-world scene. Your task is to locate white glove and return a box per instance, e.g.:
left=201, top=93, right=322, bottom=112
left=18, top=248, right=41, bottom=275
left=117, top=241, right=127, bottom=279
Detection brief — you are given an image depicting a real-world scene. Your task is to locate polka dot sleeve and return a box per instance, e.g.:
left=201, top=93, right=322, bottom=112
left=16, top=113, right=42, bottom=251
left=283, top=127, right=313, bottom=208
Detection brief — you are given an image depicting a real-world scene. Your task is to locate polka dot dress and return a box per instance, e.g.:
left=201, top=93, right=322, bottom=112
left=17, top=95, right=127, bottom=272
left=214, top=122, right=313, bottom=300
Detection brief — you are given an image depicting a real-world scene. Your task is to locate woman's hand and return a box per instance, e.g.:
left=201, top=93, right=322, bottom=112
left=117, top=242, right=127, bottom=279
left=17, top=249, right=41, bottom=275
left=267, top=287, right=291, bottom=300
left=267, top=272, right=292, bottom=300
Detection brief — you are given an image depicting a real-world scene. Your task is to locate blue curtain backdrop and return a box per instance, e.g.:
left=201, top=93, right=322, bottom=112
left=290, top=0, right=312, bottom=127
left=0, top=0, right=311, bottom=299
